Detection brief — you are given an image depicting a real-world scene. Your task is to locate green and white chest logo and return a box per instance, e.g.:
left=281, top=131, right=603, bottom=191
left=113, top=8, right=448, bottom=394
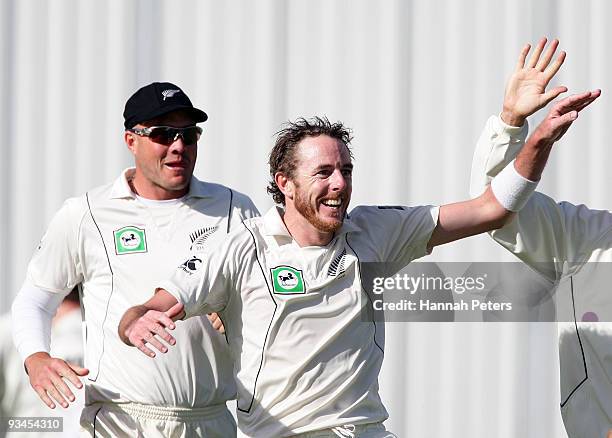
left=113, top=226, right=147, bottom=255
left=271, top=266, right=305, bottom=294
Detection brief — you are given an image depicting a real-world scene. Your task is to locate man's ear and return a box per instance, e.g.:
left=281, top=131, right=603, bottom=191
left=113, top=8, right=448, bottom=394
left=124, top=131, right=137, bottom=154
left=275, top=172, right=294, bottom=201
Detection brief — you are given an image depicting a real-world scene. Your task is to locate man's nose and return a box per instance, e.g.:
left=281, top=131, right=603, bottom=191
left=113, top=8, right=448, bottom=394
left=168, top=135, right=186, bottom=153
left=330, top=169, right=347, bottom=191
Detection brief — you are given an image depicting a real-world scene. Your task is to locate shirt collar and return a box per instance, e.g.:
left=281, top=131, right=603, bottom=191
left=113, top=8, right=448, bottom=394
left=109, top=167, right=212, bottom=200
left=262, top=206, right=362, bottom=240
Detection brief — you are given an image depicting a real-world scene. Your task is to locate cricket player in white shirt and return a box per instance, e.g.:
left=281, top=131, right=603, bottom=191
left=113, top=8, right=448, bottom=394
left=11, top=82, right=258, bottom=437
left=470, top=38, right=608, bottom=438
left=119, top=66, right=598, bottom=436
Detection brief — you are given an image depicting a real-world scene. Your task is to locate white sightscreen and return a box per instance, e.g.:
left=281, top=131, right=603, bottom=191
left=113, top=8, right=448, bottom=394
left=1, top=1, right=610, bottom=436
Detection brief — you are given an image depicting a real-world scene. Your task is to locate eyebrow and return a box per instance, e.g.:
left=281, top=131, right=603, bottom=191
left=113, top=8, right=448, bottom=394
left=311, top=163, right=354, bottom=173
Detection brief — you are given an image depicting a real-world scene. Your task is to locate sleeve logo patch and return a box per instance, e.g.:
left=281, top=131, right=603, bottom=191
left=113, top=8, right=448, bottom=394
left=271, top=266, right=305, bottom=294
left=114, top=226, right=147, bottom=254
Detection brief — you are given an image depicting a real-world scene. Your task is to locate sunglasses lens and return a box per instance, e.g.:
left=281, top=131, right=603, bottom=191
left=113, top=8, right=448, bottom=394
left=146, top=126, right=202, bottom=145
left=181, top=127, right=202, bottom=144
left=148, top=127, right=176, bottom=145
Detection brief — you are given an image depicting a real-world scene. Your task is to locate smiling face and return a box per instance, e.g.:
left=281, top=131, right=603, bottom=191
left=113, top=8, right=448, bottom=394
left=125, top=110, right=199, bottom=200
left=279, top=134, right=353, bottom=245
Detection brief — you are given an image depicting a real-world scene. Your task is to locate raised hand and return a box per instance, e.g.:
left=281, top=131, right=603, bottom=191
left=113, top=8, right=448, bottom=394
left=501, top=38, right=568, bottom=126
left=25, top=352, right=89, bottom=409
left=515, top=90, right=601, bottom=180
left=531, top=90, right=601, bottom=144
left=120, top=301, right=184, bottom=358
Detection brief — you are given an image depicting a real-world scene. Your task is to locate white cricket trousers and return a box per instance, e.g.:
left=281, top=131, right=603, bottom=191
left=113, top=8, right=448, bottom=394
left=80, top=401, right=236, bottom=437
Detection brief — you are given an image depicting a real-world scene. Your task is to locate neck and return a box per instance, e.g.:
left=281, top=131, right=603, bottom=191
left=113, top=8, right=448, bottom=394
left=129, top=174, right=188, bottom=200
left=281, top=207, right=334, bottom=247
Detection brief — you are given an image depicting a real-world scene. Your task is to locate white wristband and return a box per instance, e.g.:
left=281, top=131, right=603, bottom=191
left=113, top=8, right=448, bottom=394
left=490, top=159, right=538, bottom=212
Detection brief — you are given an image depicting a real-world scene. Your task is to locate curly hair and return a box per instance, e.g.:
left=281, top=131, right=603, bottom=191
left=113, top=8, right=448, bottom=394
left=267, top=116, right=353, bottom=205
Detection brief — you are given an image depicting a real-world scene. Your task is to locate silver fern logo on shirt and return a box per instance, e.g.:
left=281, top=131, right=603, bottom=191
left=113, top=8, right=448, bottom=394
left=189, top=226, right=218, bottom=253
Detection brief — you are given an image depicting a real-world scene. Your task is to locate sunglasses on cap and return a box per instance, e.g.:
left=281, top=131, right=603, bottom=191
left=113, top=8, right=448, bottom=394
left=128, top=125, right=203, bottom=145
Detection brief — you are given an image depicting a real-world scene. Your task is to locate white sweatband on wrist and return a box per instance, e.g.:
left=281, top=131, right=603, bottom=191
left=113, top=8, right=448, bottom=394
left=11, top=282, right=67, bottom=362
left=490, top=159, right=538, bottom=212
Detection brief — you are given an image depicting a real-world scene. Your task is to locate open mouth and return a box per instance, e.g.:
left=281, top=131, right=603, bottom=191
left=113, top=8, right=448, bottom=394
left=321, top=198, right=343, bottom=208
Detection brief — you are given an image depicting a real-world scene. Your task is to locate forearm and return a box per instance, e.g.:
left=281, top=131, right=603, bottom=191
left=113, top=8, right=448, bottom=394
left=514, top=132, right=554, bottom=181
left=430, top=187, right=516, bottom=248
left=11, top=282, right=66, bottom=362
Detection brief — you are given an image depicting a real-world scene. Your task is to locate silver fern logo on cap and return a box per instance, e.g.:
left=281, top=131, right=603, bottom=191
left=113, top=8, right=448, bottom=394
left=162, top=89, right=181, bottom=100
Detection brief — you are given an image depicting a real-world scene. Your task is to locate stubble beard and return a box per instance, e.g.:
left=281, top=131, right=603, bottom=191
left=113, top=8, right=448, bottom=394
left=293, top=188, right=344, bottom=234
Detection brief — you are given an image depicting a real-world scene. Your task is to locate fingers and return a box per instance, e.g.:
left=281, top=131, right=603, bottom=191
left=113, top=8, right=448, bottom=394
left=571, top=91, right=601, bottom=114
left=535, top=38, right=559, bottom=71
left=58, top=363, right=87, bottom=390
left=553, top=110, right=578, bottom=127
left=540, top=86, right=568, bottom=107
left=166, top=302, right=184, bottom=321
left=132, top=338, right=157, bottom=358
left=143, top=332, right=169, bottom=354
left=526, top=37, right=547, bottom=68
left=29, top=358, right=84, bottom=409
left=548, top=111, right=577, bottom=141
left=49, top=372, right=76, bottom=406
left=515, top=43, right=531, bottom=71
left=544, top=51, right=566, bottom=81
left=127, top=310, right=179, bottom=357
left=33, top=385, right=58, bottom=409
left=35, top=382, right=69, bottom=409
left=68, top=363, right=90, bottom=377
left=150, top=322, right=176, bottom=347
left=553, top=90, right=601, bottom=115
left=207, top=313, right=226, bottom=334
left=156, top=312, right=176, bottom=330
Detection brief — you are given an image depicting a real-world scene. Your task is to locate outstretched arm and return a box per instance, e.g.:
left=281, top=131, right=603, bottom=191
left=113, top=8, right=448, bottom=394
left=118, top=290, right=184, bottom=358
left=429, top=90, right=600, bottom=249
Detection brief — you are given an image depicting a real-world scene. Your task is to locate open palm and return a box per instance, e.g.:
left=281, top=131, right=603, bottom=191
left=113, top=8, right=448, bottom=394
left=502, top=38, right=567, bottom=126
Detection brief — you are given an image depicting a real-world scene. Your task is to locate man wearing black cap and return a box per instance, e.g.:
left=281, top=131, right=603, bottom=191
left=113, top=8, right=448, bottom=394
left=11, top=82, right=258, bottom=436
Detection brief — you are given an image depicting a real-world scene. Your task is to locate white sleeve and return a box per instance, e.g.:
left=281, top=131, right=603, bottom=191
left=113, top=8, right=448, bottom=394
left=469, top=115, right=528, bottom=198
left=27, top=198, right=84, bottom=293
left=11, top=282, right=67, bottom=362
left=159, top=227, right=253, bottom=318
left=349, top=205, right=439, bottom=264
left=470, top=115, right=612, bottom=281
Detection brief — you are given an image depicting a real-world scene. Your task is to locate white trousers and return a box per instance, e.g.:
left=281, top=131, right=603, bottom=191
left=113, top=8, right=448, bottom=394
left=292, top=422, right=397, bottom=438
left=80, top=401, right=236, bottom=437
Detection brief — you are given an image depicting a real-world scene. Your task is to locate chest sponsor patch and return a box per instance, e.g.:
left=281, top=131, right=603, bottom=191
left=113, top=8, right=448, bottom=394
left=271, top=266, right=305, bottom=294
left=113, top=226, right=147, bottom=254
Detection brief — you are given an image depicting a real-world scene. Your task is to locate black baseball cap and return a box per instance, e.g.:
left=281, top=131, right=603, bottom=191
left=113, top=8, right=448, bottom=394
left=123, top=82, right=208, bottom=129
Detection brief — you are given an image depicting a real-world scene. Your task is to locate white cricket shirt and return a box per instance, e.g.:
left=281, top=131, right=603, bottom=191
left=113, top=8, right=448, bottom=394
left=161, top=204, right=438, bottom=437
left=25, top=168, right=259, bottom=407
left=471, top=116, right=612, bottom=438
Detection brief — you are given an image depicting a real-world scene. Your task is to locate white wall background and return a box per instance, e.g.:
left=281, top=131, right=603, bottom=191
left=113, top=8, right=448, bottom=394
left=1, top=0, right=610, bottom=436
